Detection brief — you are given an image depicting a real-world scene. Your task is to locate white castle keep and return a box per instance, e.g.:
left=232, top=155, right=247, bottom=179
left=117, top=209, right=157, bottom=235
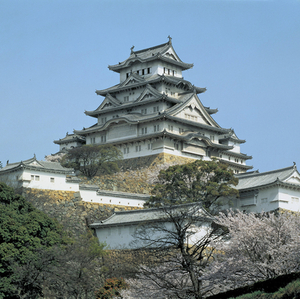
left=54, top=37, right=252, bottom=174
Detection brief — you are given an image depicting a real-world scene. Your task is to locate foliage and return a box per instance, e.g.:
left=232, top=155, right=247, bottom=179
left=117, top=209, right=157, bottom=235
left=95, top=277, right=128, bottom=299
left=126, top=203, right=225, bottom=299
left=0, top=161, right=2, bottom=169
left=207, top=211, right=300, bottom=293
left=62, top=144, right=123, bottom=179
left=0, top=182, right=69, bottom=298
left=44, top=231, right=107, bottom=299
left=145, top=160, right=238, bottom=214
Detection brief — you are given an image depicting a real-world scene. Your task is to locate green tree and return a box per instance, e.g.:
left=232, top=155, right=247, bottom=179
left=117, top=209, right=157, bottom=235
left=0, top=182, right=69, bottom=299
left=45, top=231, right=107, bottom=299
left=62, top=144, right=123, bottom=179
left=0, top=161, right=2, bottom=169
left=145, top=160, right=239, bottom=214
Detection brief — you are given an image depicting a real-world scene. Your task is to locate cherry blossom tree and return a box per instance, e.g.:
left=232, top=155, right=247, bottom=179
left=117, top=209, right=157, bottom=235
left=206, top=210, right=300, bottom=293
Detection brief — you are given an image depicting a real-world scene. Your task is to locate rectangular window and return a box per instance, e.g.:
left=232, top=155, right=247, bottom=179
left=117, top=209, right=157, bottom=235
left=101, top=117, right=107, bottom=124
left=123, top=147, right=129, bottom=154
left=101, top=135, right=106, bottom=143
left=142, top=69, right=145, bottom=75
left=50, top=177, right=55, bottom=183
left=135, top=145, right=141, bottom=152
left=141, top=127, right=147, bottom=135
left=90, top=137, right=95, bottom=144
left=179, top=128, right=184, bottom=134
left=168, top=125, right=173, bottom=132
left=147, top=67, right=151, bottom=74
left=31, top=175, right=34, bottom=180
left=124, top=96, right=129, bottom=102
left=153, top=106, right=159, bottom=113
left=35, top=176, right=40, bottom=181
left=141, top=108, right=147, bottom=114
left=136, top=70, right=139, bottom=75
left=210, top=135, right=214, bottom=142
left=148, top=143, right=152, bottom=150
left=154, top=125, right=160, bottom=132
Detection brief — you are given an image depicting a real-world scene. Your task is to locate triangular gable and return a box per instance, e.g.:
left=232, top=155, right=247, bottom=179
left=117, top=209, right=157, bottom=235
left=169, top=94, right=220, bottom=127
left=120, top=72, right=145, bottom=88
left=95, top=94, right=121, bottom=111
left=134, top=85, right=162, bottom=103
left=161, top=44, right=182, bottom=62
left=284, top=169, right=300, bottom=185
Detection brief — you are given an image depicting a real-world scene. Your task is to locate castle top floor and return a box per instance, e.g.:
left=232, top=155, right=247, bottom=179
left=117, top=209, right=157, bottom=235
left=108, top=37, right=193, bottom=83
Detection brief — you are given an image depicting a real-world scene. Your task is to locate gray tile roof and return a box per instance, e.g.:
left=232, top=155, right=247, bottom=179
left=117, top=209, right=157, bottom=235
left=108, top=40, right=193, bottom=72
left=235, top=165, right=299, bottom=190
left=90, top=203, right=211, bottom=228
left=0, top=156, right=74, bottom=174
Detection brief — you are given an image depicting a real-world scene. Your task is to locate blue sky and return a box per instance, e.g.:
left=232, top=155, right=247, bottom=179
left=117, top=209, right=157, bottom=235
left=1, top=0, right=299, bottom=172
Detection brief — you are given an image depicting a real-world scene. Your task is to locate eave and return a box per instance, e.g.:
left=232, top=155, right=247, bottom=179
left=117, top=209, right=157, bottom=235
left=108, top=55, right=193, bottom=73
left=84, top=95, right=181, bottom=118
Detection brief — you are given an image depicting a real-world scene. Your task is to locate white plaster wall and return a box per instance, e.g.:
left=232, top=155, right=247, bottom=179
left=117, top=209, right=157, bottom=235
left=108, top=124, right=137, bottom=141
left=23, top=170, right=79, bottom=191
left=59, top=141, right=81, bottom=151
left=120, top=61, right=156, bottom=82
left=277, top=187, right=300, bottom=212
left=0, top=169, right=79, bottom=191
left=79, top=188, right=146, bottom=207
left=95, top=221, right=211, bottom=250
left=0, top=169, right=23, bottom=188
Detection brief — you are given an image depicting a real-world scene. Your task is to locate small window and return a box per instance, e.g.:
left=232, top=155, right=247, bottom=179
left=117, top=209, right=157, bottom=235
left=50, top=177, right=55, bottom=183
left=31, top=175, right=34, bottom=180
left=147, top=67, right=151, bottom=74
left=141, top=108, right=147, bottom=115
left=124, top=96, right=129, bottom=102
left=101, top=135, right=106, bottom=143
left=35, top=176, right=40, bottom=181
left=148, top=143, right=152, bottom=150
left=154, top=125, right=160, bottom=132
left=153, top=106, right=159, bottom=113
left=135, top=145, right=141, bottom=152
left=141, top=127, right=147, bottom=134
left=168, top=125, right=173, bottom=132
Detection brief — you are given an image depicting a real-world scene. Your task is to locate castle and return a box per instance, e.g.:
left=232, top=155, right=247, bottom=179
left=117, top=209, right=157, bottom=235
left=1, top=38, right=300, bottom=249
left=54, top=37, right=252, bottom=174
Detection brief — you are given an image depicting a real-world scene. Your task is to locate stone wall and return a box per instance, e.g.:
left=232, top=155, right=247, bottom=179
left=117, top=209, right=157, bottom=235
left=85, top=153, right=194, bottom=194
left=22, top=188, right=139, bottom=237
left=21, top=154, right=194, bottom=236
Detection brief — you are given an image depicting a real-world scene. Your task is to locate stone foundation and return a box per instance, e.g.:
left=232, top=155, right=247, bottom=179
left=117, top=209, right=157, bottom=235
left=22, top=188, right=139, bottom=236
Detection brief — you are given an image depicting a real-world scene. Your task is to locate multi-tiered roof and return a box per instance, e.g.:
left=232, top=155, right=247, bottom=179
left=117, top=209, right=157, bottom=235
left=55, top=37, right=252, bottom=173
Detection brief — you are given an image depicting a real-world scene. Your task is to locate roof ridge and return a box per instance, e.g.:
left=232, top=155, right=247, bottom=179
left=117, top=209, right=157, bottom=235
left=132, top=41, right=169, bottom=55
left=239, top=165, right=295, bottom=179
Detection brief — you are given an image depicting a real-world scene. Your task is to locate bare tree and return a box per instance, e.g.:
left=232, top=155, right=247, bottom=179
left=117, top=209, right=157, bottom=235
left=125, top=204, right=225, bottom=299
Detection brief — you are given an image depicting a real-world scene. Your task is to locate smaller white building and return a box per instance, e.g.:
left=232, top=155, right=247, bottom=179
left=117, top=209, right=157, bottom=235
left=0, top=156, right=79, bottom=191
left=234, top=164, right=300, bottom=213
left=79, top=184, right=149, bottom=207
left=90, top=203, right=212, bottom=250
